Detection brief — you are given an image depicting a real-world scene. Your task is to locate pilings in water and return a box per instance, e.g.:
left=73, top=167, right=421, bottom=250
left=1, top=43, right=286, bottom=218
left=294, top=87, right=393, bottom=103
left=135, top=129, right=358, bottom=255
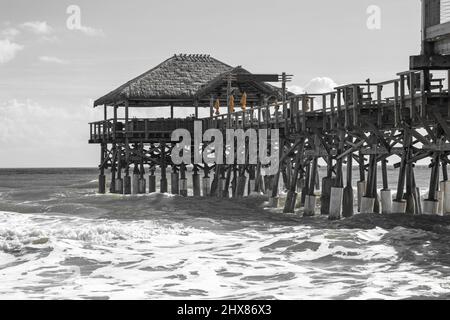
left=180, top=164, right=188, bottom=197
left=304, top=156, right=318, bottom=217
left=116, top=151, right=124, bottom=194
left=149, top=167, right=156, bottom=193
left=380, top=160, right=392, bottom=214
left=202, top=166, right=211, bottom=197
left=93, top=72, right=450, bottom=221
left=357, top=152, right=366, bottom=213
left=171, top=166, right=179, bottom=195
left=442, top=161, right=450, bottom=215
left=192, top=165, right=201, bottom=197
left=95, top=126, right=449, bottom=221
left=98, top=143, right=106, bottom=194
left=160, top=144, right=168, bottom=193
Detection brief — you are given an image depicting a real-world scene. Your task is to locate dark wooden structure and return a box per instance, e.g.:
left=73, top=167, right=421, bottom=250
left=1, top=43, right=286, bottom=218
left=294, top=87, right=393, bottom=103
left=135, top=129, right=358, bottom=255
left=89, top=3, right=450, bottom=217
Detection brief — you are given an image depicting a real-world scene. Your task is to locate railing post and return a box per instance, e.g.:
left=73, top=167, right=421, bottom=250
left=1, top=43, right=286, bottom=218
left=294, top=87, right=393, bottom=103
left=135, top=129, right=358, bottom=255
left=352, top=85, right=359, bottom=127
left=125, top=100, right=129, bottom=139
left=419, top=70, right=426, bottom=118
left=103, top=105, right=107, bottom=142
left=336, top=89, right=342, bottom=129
left=409, top=72, right=416, bottom=120
left=301, top=96, right=307, bottom=131
left=394, top=80, right=400, bottom=127
left=330, top=93, right=335, bottom=130
left=343, top=87, right=349, bottom=129
left=377, top=85, right=382, bottom=127
left=400, top=75, right=406, bottom=122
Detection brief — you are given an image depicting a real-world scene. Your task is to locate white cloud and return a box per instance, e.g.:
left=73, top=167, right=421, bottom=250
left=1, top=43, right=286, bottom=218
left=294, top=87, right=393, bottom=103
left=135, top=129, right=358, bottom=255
left=1, top=27, right=20, bottom=39
left=289, top=77, right=338, bottom=95
left=0, top=99, right=101, bottom=146
left=39, top=56, right=69, bottom=64
left=77, top=25, right=105, bottom=37
left=303, top=77, right=338, bottom=93
left=288, top=85, right=304, bottom=95
left=0, top=99, right=103, bottom=167
left=21, top=21, right=53, bottom=35
left=0, top=39, right=23, bottom=64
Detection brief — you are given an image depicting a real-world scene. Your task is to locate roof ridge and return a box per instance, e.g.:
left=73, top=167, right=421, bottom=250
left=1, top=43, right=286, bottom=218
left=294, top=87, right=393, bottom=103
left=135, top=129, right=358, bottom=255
left=174, top=54, right=213, bottom=62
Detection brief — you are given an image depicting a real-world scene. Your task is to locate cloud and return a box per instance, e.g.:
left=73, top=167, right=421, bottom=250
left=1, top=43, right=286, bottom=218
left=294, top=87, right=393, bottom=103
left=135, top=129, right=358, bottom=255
left=288, top=85, right=305, bottom=95
left=1, top=27, right=20, bottom=39
left=39, top=56, right=69, bottom=64
left=0, top=99, right=101, bottom=146
left=77, top=25, right=105, bottom=37
left=21, top=21, right=53, bottom=35
left=303, top=77, right=338, bottom=93
left=0, top=99, right=104, bottom=167
left=0, top=39, right=23, bottom=64
left=288, top=77, right=338, bottom=95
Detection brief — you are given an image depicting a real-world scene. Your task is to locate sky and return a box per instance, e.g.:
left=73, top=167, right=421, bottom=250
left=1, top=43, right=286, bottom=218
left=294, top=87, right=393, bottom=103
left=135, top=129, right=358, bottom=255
left=0, top=0, right=423, bottom=168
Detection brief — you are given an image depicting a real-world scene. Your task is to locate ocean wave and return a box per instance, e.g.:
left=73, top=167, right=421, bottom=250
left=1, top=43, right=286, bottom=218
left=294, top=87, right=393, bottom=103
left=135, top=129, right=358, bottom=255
left=0, top=211, right=199, bottom=254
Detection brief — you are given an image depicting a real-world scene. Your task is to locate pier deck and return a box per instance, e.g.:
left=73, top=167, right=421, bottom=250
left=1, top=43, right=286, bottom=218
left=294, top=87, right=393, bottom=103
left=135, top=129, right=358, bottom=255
left=88, top=1, right=450, bottom=217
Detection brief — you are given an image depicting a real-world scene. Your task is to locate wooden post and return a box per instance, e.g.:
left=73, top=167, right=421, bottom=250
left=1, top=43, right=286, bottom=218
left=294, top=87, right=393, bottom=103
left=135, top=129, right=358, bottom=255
left=113, top=105, right=118, bottom=140
left=377, top=85, right=382, bottom=127
left=116, top=149, right=123, bottom=194
left=393, top=130, right=409, bottom=213
left=110, top=145, right=117, bottom=193
left=171, top=166, right=179, bottom=195
left=343, top=87, right=349, bottom=129
left=282, top=72, right=288, bottom=136
left=123, top=101, right=131, bottom=195
left=380, top=159, right=392, bottom=214
left=98, top=143, right=106, bottom=194
left=192, top=165, right=201, bottom=197
left=160, top=143, right=168, bottom=193
left=194, top=99, right=199, bottom=119
left=210, top=95, right=214, bottom=118
left=180, top=164, right=188, bottom=197
left=284, top=142, right=304, bottom=213
left=149, top=167, right=156, bottom=193
left=352, top=84, right=359, bottom=126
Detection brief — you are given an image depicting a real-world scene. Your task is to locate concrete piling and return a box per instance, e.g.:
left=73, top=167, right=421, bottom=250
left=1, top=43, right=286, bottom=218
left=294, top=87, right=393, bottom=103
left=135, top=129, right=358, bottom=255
left=132, top=165, right=139, bottom=195
left=392, top=200, right=407, bottom=213
left=329, top=187, right=343, bottom=220
left=202, top=176, right=210, bottom=197
left=171, top=168, right=179, bottom=195
left=423, top=200, right=439, bottom=215
left=192, top=166, right=201, bottom=197
left=98, top=174, right=106, bottom=194
left=236, top=171, right=247, bottom=198
left=360, top=197, right=375, bottom=214
left=380, top=190, right=393, bottom=214
left=179, top=165, right=188, bottom=197
left=116, top=177, right=123, bottom=194
left=148, top=170, right=156, bottom=193
left=124, top=174, right=131, bottom=195
left=357, top=181, right=366, bottom=212
left=444, top=180, right=450, bottom=214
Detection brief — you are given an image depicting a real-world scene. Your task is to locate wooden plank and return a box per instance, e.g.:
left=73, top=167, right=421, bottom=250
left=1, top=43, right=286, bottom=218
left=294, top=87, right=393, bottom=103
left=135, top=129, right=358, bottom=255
left=426, top=21, right=450, bottom=40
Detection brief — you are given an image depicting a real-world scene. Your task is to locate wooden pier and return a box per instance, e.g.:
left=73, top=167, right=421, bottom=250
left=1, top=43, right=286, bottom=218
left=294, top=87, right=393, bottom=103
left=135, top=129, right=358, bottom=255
left=89, top=1, right=450, bottom=217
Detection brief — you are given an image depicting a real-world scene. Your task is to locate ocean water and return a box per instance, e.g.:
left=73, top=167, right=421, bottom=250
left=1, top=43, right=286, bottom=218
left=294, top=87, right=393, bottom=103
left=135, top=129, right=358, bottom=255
left=0, top=167, right=450, bottom=300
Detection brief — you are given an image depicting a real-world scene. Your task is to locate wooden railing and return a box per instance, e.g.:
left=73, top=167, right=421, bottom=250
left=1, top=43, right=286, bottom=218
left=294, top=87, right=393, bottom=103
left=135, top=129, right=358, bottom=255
left=90, top=70, right=447, bottom=143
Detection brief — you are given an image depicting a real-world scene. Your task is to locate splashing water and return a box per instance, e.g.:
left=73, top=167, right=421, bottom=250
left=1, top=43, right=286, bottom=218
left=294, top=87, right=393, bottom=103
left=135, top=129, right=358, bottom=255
left=0, top=168, right=450, bottom=300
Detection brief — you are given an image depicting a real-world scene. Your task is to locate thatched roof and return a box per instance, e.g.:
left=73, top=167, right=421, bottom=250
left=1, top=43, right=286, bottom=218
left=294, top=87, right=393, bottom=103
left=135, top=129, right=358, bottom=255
left=94, top=54, right=283, bottom=107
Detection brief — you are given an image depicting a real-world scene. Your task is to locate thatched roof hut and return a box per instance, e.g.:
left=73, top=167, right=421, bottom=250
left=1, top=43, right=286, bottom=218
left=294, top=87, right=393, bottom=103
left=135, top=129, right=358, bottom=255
left=94, top=54, right=282, bottom=109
